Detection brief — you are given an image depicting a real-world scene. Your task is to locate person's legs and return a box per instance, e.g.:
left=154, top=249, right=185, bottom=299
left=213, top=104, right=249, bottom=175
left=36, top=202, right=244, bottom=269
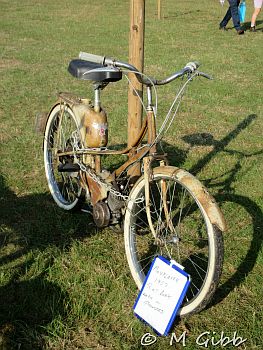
left=220, top=6, right=232, bottom=28
left=251, top=7, right=261, bottom=28
left=229, top=0, right=242, bottom=30
left=220, top=0, right=242, bottom=31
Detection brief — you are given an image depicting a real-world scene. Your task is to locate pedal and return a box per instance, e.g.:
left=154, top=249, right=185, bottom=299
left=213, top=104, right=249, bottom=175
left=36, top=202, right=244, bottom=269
left=58, top=163, right=80, bottom=172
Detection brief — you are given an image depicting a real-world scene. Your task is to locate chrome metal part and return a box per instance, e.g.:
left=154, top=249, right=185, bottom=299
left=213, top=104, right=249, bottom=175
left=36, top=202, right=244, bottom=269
left=93, top=201, right=110, bottom=228
left=94, top=88, right=101, bottom=112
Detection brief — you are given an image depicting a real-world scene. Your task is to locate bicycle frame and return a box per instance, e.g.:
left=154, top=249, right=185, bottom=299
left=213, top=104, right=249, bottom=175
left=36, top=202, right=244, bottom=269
left=57, top=87, right=163, bottom=164
left=51, top=62, right=205, bottom=212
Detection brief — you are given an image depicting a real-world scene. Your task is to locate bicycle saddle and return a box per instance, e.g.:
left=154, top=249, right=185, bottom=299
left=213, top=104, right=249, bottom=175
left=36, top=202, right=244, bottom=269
left=68, top=59, right=122, bottom=83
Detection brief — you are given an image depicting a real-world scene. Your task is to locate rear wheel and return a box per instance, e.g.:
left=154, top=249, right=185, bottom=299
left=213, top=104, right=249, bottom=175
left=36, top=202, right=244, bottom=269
left=124, top=167, right=224, bottom=316
left=43, top=104, right=83, bottom=210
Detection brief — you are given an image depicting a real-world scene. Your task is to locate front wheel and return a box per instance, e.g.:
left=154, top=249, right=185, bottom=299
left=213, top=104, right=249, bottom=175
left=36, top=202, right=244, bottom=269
left=124, top=166, right=224, bottom=316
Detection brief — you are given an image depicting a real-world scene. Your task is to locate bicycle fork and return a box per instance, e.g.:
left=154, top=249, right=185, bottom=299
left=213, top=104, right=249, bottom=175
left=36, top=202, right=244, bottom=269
left=143, top=156, right=176, bottom=245
left=143, top=86, right=170, bottom=243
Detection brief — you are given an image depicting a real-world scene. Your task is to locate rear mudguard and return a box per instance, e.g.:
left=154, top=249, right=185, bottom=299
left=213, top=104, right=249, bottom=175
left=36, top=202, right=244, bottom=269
left=43, top=93, right=108, bottom=148
left=41, top=93, right=87, bottom=148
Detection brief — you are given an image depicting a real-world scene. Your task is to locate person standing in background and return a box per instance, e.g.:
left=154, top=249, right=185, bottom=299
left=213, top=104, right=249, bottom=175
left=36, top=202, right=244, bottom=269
left=249, top=0, right=263, bottom=31
left=219, top=0, right=245, bottom=34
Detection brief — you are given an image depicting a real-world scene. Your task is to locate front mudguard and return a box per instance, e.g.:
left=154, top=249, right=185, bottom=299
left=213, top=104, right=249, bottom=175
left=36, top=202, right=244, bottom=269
left=138, top=165, right=227, bottom=232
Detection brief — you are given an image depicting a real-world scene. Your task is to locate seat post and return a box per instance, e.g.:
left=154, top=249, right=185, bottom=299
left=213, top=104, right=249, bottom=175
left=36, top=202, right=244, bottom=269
left=146, top=85, right=153, bottom=111
left=93, top=84, right=101, bottom=112
left=146, top=86, right=157, bottom=154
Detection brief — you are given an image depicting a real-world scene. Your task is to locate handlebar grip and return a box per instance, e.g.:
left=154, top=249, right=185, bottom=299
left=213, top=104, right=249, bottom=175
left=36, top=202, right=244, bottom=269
left=79, top=52, right=105, bottom=65
left=198, top=71, right=213, bottom=80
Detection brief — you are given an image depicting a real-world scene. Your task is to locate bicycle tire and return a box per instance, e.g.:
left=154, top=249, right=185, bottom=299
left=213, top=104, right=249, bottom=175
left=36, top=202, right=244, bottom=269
left=124, top=166, right=224, bottom=316
left=43, top=104, right=83, bottom=210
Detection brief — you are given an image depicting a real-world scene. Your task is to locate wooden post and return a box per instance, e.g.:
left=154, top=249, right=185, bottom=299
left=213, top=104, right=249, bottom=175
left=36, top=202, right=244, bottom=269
left=128, top=0, right=145, bottom=179
left=157, top=0, right=162, bottom=19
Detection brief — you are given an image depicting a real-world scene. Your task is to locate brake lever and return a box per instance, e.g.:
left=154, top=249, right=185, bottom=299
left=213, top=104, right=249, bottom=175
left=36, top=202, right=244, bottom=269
left=197, top=71, right=213, bottom=80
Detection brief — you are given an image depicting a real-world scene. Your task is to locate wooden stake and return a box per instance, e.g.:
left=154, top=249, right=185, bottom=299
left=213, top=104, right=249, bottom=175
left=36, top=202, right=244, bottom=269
left=128, top=0, right=145, bottom=179
left=157, top=0, right=162, bottom=19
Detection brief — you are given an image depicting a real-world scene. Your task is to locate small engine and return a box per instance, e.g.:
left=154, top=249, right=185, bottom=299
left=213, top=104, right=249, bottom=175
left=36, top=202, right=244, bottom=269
left=72, top=99, right=108, bottom=148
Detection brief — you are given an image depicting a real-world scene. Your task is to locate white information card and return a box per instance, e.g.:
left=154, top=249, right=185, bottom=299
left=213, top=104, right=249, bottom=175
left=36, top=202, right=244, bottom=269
left=133, top=256, right=191, bottom=336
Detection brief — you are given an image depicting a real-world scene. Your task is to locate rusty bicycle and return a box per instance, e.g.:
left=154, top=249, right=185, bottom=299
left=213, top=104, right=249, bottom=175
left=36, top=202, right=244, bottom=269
left=41, top=52, right=226, bottom=316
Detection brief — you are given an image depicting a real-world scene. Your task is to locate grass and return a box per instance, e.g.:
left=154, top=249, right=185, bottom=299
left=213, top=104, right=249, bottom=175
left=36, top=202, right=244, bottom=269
left=0, top=0, right=263, bottom=349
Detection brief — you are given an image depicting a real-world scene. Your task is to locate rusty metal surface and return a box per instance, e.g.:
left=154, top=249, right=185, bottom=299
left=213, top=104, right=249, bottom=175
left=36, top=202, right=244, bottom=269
left=84, top=173, right=107, bottom=205
left=143, top=157, right=157, bottom=239
left=130, top=115, right=148, bottom=148
left=35, top=112, right=48, bottom=134
left=153, top=166, right=227, bottom=232
left=115, top=146, right=150, bottom=177
left=58, top=92, right=83, bottom=105
left=147, top=110, right=157, bottom=150
left=71, top=102, right=108, bottom=149
left=48, top=94, right=148, bottom=156
left=95, top=155, right=101, bottom=174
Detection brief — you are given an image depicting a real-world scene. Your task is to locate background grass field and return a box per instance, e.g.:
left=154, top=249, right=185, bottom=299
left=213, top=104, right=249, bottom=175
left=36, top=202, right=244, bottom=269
left=0, top=0, right=262, bottom=349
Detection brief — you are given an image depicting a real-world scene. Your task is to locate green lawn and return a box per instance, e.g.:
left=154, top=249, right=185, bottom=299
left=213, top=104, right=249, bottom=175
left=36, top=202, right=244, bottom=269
left=0, top=0, right=262, bottom=349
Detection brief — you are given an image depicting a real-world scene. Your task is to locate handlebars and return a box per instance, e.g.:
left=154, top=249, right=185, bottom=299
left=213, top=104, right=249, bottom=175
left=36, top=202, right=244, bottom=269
left=78, top=51, right=212, bottom=86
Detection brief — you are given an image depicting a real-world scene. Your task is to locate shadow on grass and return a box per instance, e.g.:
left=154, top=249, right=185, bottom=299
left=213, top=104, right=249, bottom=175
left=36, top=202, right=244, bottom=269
left=180, top=114, right=263, bottom=308
left=160, top=113, right=263, bottom=334
left=212, top=193, right=263, bottom=306
left=0, top=176, right=95, bottom=349
left=0, top=275, right=69, bottom=350
left=162, top=10, right=201, bottom=19
left=243, top=20, right=263, bottom=30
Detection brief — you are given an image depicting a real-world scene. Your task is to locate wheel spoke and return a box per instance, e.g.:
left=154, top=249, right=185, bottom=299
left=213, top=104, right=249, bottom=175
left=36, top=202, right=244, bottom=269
left=124, top=169, right=222, bottom=315
left=44, top=106, right=83, bottom=210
